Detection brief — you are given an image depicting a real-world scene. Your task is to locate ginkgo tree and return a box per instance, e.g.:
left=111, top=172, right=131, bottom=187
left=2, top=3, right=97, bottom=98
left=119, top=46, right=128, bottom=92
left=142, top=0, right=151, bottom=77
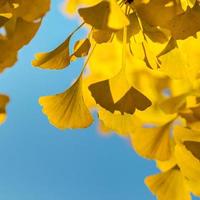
left=2, top=0, right=200, bottom=199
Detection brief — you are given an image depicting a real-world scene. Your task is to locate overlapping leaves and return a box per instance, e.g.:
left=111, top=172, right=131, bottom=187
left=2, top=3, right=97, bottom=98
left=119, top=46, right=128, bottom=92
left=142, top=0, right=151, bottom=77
left=0, top=0, right=50, bottom=125
left=32, top=0, right=200, bottom=199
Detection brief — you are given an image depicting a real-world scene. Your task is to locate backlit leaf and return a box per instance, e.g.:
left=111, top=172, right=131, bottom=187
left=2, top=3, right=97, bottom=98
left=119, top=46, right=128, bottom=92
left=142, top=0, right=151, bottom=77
left=39, top=75, right=93, bottom=129
left=145, top=168, right=191, bottom=200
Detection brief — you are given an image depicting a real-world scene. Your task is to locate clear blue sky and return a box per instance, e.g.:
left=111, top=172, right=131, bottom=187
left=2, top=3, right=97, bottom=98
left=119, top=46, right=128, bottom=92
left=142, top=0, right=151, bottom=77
left=0, top=1, right=198, bottom=200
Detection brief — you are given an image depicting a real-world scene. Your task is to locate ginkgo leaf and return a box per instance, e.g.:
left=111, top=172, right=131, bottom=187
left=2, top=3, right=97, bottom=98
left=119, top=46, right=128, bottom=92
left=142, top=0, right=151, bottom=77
left=87, top=40, right=122, bottom=79
left=188, top=105, right=200, bottom=127
left=98, top=119, right=112, bottom=135
left=14, top=0, right=50, bottom=21
left=78, top=1, right=110, bottom=30
left=89, top=79, right=151, bottom=114
left=186, top=179, right=200, bottom=196
left=160, top=94, right=187, bottom=114
left=157, top=37, right=177, bottom=57
left=0, top=94, right=9, bottom=124
left=142, top=40, right=160, bottom=69
left=0, top=1, right=49, bottom=72
left=156, top=154, right=177, bottom=172
left=32, top=24, right=84, bottom=69
left=73, top=38, right=91, bottom=58
left=136, top=0, right=178, bottom=28
left=78, top=0, right=129, bottom=30
left=174, top=126, right=200, bottom=181
left=166, top=5, right=200, bottom=39
left=7, top=18, right=41, bottom=50
left=109, top=70, right=131, bottom=103
left=39, top=75, right=93, bottom=129
left=130, top=122, right=173, bottom=161
left=176, top=34, right=200, bottom=80
left=0, top=43, right=17, bottom=73
left=32, top=35, right=72, bottom=69
left=92, top=29, right=112, bottom=43
left=175, top=143, right=200, bottom=182
left=145, top=168, right=191, bottom=200
left=159, top=47, right=188, bottom=79
left=141, top=20, right=169, bottom=43
left=116, top=12, right=142, bottom=42
left=98, top=107, right=142, bottom=136
left=174, top=126, right=200, bottom=143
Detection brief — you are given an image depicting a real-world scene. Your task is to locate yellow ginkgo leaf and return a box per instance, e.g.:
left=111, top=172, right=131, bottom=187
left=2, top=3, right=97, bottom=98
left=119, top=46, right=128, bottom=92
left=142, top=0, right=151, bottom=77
left=157, top=37, right=177, bottom=57
left=78, top=0, right=129, bottom=30
left=185, top=105, right=200, bottom=130
left=0, top=94, right=9, bottom=124
left=142, top=39, right=160, bottom=69
left=89, top=78, right=151, bottom=114
left=145, top=168, right=191, bottom=200
left=136, top=0, right=179, bottom=28
left=14, top=0, right=50, bottom=21
left=158, top=34, right=200, bottom=80
left=32, top=23, right=85, bottom=70
left=159, top=47, right=189, bottom=79
left=160, top=94, right=187, bottom=114
left=98, top=108, right=142, bottom=137
left=176, top=34, right=200, bottom=80
left=156, top=153, right=177, bottom=172
left=174, top=126, right=200, bottom=143
left=142, top=22, right=169, bottom=43
left=39, top=75, right=93, bottom=129
left=73, top=38, right=91, bottom=58
left=7, top=18, right=41, bottom=50
left=166, top=5, right=200, bottom=39
left=98, top=119, right=113, bottom=135
left=87, top=41, right=122, bottom=80
left=0, top=1, right=49, bottom=72
left=175, top=143, right=200, bottom=182
left=130, top=122, right=173, bottom=161
left=0, top=43, right=17, bottom=73
left=32, top=35, right=72, bottom=70
left=186, top=179, right=200, bottom=197
left=116, top=12, right=142, bottom=42
left=109, top=70, right=131, bottom=103
left=174, top=126, right=200, bottom=181
left=92, top=29, right=112, bottom=44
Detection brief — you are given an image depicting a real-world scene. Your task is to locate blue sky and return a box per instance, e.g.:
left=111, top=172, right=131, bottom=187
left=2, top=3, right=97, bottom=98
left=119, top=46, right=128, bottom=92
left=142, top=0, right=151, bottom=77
left=0, top=1, right=198, bottom=200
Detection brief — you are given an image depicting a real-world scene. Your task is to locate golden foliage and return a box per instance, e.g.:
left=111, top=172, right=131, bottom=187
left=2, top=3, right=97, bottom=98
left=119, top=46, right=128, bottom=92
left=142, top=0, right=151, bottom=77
left=31, top=0, right=200, bottom=199
left=0, top=0, right=50, bottom=125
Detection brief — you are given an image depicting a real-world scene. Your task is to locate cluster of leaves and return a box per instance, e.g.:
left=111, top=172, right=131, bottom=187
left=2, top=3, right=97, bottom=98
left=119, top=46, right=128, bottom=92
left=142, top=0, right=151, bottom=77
left=0, top=0, right=200, bottom=199
left=0, top=0, right=50, bottom=125
left=32, top=0, right=200, bottom=199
